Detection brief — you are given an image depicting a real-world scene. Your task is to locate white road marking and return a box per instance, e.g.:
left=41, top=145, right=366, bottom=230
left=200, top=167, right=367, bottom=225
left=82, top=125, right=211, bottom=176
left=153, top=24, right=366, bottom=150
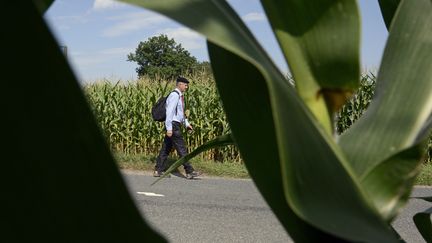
left=137, top=192, right=165, bottom=197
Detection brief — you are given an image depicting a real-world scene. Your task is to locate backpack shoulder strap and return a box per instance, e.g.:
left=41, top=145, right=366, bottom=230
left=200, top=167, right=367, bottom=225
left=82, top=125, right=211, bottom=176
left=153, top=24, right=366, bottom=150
left=167, top=90, right=179, bottom=97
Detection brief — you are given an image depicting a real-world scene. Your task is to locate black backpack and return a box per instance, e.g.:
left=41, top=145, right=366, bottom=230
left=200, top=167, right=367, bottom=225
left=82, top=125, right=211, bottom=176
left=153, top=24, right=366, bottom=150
left=151, top=90, right=179, bottom=122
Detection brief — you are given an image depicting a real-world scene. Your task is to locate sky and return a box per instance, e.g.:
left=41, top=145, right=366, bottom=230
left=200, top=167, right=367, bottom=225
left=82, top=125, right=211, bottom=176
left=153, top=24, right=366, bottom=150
left=44, top=0, right=388, bottom=83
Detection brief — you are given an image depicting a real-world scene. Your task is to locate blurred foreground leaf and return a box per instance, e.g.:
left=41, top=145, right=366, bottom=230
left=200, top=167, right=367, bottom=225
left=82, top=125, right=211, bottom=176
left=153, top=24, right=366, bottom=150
left=3, top=1, right=165, bottom=242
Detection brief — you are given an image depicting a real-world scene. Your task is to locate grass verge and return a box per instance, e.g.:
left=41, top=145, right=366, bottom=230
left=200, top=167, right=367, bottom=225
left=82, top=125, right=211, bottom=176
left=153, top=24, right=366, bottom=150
left=114, top=152, right=432, bottom=184
left=114, top=152, right=249, bottom=179
left=415, top=162, right=432, bottom=186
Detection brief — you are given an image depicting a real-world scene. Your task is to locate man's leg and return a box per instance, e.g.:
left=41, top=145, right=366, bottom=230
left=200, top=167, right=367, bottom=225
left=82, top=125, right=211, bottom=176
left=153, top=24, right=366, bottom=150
left=171, top=122, right=194, bottom=174
left=155, top=135, right=173, bottom=174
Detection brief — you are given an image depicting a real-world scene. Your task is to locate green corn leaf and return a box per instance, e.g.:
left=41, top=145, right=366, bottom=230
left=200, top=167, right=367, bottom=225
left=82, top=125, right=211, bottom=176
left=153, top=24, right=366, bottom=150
left=341, top=0, right=432, bottom=176
left=152, top=133, right=235, bottom=185
left=3, top=1, right=165, bottom=242
left=361, top=143, right=425, bottom=221
left=207, top=42, right=346, bottom=242
left=339, top=0, right=432, bottom=216
left=260, top=0, right=360, bottom=128
left=413, top=207, right=432, bottom=242
left=378, top=0, right=401, bottom=30
left=207, top=43, right=397, bottom=242
left=32, top=0, right=55, bottom=13
left=121, top=0, right=400, bottom=241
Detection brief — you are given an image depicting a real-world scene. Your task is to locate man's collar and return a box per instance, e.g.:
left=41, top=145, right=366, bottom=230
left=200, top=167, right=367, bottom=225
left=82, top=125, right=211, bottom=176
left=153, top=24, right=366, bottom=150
left=175, top=88, right=183, bottom=95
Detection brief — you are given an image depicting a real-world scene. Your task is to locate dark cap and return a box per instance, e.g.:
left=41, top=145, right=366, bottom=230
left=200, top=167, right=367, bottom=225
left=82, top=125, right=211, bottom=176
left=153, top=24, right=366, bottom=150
left=176, top=76, right=190, bottom=84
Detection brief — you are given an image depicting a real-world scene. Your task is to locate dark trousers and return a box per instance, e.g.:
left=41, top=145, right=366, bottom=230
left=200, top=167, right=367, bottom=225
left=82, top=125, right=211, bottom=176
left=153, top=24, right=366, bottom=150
left=155, top=121, right=194, bottom=173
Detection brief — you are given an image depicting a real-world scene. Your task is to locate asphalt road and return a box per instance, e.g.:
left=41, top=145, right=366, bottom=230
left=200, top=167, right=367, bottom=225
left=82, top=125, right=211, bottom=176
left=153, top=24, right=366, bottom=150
left=122, top=171, right=431, bottom=243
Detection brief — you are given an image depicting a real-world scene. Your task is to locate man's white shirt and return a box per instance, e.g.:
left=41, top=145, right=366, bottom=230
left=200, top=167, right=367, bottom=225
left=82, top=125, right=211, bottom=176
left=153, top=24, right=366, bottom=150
left=165, top=88, right=190, bottom=131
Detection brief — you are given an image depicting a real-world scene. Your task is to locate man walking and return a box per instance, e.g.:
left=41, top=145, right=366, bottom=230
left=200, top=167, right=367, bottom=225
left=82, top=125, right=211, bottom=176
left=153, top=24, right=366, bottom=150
left=154, top=77, right=201, bottom=179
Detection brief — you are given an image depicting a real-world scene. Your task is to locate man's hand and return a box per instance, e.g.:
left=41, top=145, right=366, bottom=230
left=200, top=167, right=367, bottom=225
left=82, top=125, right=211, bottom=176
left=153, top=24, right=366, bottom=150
left=187, top=125, right=193, bottom=133
left=166, top=130, right=173, bottom=137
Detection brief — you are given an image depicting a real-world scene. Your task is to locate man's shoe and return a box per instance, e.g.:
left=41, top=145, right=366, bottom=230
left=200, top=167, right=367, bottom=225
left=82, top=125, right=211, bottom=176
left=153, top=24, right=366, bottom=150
left=186, top=171, right=202, bottom=179
left=153, top=170, right=162, bottom=177
left=153, top=171, right=171, bottom=178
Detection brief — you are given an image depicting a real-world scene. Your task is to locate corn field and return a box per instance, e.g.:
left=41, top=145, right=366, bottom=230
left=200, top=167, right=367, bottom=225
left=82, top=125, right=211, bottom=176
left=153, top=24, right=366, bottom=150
left=84, top=73, right=432, bottom=163
left=336, top=73, right=377, bottom=133
left=84, top=76, right=241, bottom=162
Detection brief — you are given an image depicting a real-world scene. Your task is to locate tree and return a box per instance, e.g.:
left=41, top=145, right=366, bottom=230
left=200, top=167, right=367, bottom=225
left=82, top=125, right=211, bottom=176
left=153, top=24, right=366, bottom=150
left=193, top=61, right=212, bottom=75
left=127, top=34, right=198, bottom=80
